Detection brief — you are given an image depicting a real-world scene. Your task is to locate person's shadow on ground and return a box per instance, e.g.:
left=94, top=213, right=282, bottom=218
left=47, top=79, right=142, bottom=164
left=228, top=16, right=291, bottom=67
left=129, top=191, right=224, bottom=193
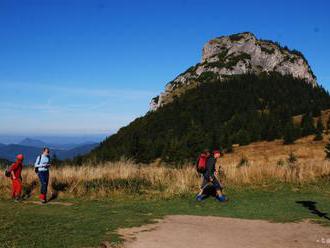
left=296, top=201, right=330, bottom=221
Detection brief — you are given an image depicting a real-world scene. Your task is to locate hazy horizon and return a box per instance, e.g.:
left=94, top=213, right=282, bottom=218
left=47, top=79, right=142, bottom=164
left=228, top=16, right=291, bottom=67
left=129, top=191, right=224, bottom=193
left=0, top=133, right=107, bottom=145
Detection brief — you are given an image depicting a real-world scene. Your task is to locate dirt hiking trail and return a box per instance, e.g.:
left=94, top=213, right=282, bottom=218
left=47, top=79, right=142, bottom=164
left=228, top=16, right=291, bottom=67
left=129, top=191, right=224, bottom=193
left=118, top=215, right=330, bottom=248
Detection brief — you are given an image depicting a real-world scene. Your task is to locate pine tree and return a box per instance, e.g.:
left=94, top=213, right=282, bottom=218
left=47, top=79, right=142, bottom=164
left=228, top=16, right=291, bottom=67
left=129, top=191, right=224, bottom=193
left=300, top=113, right=315, bottom=136
left=314, top=118, right=324, bottom=141
left=222, top=133, right=233, bottom=153
left=283, top=119, right=298, bottom=144
left=236, top=129, right=250, bottom=146
left=312, top=105, right=321, bottom=117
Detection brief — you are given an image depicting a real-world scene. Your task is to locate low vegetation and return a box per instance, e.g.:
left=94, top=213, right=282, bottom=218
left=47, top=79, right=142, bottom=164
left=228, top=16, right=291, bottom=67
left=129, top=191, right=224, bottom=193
left=1, top=136, right=330, bottom=247
left=0, top=158, right=11, bottom=168
left=1, top=136, right=330, bottom=200
left=1, top=158, right=328, bottom=200
left=1, top=187, right=329, bottom=248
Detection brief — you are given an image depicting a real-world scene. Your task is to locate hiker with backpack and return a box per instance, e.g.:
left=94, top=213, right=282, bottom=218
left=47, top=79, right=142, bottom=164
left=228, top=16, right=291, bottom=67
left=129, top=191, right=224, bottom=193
left=196, top=150, right=227, bottom=202
left=34, top=147, right=51, bottom=203
left=196, top=149, right=210, bottom=186
left=5, top=154, right=24, bottom=201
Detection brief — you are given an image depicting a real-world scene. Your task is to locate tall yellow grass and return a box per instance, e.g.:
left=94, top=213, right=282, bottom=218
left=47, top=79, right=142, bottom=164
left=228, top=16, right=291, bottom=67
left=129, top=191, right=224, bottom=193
left=1, top=155, right=329, bottom=199
left=1, top=135, right=329, bottom=199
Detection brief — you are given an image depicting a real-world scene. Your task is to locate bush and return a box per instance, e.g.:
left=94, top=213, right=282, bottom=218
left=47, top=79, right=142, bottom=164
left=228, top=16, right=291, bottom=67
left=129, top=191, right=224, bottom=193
left=283, top=119, right=299, bottom=144
left=276, top=159, right=285, bottom=167
left=237, top=156, right=249, bottom=168
left=229, top=33, right=244, bottom=41
left=287, top=152, right=298, bottom=169
left=314, top=118, right=324, bottom=141
left=301, top=113, right=315, bottom=136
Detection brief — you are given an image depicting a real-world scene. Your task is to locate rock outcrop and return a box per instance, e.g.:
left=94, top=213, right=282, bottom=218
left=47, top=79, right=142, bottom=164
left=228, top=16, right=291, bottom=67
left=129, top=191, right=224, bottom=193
left=150, top=32, right=317, bottom=111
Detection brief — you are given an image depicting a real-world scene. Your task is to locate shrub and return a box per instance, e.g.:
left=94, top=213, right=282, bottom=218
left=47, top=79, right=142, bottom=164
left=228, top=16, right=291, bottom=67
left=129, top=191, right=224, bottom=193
left=229, top=33, right=244, bottom=41
left=301, top=113, right=315, bottom=136
left=283, top=119, right=300, bottom=144
left=276, top=159, right=285, bottom=167
left=260, top=46, right=275, bottom=54
left=314, top=118, right=324, bottom=141
left=287, top=152, right=298, bottom=169
left=198, top=71, right=217, bottom=82
left=237, top=155, right=249, bottom=168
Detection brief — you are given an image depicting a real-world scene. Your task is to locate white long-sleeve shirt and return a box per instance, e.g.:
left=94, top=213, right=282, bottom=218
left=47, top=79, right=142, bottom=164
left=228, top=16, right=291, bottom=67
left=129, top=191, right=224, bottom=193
left=34, top=154, right=51, bottom=172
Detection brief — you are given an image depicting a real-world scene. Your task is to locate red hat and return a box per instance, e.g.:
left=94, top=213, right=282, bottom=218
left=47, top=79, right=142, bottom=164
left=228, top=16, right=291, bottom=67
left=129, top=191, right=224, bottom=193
left=213, top=150, right=221, bottom=155
left=16, top=154, right=24, bottom=161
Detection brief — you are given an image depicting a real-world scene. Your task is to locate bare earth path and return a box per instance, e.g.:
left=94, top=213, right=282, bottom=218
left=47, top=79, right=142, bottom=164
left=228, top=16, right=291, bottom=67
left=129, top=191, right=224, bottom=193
left=118, top=215, right=330, bottom=248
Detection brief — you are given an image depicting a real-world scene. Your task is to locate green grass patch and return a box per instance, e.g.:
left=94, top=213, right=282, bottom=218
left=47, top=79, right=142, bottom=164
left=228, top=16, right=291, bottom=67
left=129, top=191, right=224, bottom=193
left=0, top=185, right=329, bottom=247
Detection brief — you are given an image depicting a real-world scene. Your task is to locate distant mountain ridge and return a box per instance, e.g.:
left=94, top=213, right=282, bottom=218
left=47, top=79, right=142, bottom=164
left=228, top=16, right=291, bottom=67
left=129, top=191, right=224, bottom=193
left=0, top=141, right=98, bottom=164
left=19, top=138, right=46, bottom=148
left=18, top=137, right=97, bottom=150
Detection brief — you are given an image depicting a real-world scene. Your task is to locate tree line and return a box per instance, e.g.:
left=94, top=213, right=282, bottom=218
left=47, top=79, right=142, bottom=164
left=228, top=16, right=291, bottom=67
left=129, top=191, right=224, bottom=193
left=80, top=73, right=330, bottom=164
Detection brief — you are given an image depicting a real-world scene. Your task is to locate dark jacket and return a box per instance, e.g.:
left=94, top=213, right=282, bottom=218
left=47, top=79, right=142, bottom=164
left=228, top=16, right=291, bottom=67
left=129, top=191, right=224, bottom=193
left=203, top=156, right=216, bottom=180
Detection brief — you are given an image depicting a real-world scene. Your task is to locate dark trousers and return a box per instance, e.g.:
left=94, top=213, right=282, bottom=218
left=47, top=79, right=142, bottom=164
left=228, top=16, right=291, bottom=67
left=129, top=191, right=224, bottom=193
left=38, top=171, right=49, bottom=195
left=201, top=176, right=223, bottom=191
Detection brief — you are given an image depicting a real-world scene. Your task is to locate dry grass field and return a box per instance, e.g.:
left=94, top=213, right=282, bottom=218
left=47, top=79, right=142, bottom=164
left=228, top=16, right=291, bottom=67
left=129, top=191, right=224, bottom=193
left=1, top=135, right=329, bottom=200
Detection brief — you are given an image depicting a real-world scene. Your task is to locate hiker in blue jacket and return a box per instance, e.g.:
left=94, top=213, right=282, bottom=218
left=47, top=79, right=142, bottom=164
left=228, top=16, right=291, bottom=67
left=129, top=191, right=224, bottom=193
left=34, top=147, right=51, bottom=203
left=196, top=150, right=227, bottom=202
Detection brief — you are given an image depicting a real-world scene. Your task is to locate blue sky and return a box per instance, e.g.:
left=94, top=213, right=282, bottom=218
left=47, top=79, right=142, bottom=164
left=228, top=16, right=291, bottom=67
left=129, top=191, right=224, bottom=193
left=0, top=0, right=329, bottom=136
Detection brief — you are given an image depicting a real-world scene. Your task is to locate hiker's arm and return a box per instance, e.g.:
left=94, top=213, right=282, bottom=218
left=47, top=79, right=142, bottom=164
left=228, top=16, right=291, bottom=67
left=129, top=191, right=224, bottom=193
left=34, top=157, right=42, bottom=168
left=214, top=164, right=220, bottom=177
left=43, top=157, right=51, bottom=167
left=11, top=170, right=16, bottom=180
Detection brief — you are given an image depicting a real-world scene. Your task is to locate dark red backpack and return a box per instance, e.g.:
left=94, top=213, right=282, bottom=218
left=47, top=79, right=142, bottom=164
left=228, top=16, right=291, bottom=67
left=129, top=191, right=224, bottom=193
left=196, top=154, right=208, bottom=173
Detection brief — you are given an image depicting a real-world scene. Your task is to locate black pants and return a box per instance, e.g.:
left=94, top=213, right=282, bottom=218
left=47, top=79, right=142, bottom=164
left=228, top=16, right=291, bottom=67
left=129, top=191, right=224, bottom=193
left=201, top=177, right=222, bottom=191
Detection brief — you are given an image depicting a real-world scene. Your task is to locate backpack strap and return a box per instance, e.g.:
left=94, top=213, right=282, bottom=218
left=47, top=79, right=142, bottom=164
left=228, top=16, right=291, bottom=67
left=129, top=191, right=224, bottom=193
left=38, top=155, right=42, bottom=165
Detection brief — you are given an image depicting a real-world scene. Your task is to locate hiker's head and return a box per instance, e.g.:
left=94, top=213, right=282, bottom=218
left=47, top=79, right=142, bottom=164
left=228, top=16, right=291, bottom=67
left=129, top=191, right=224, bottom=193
left=16, top=154, right=24, bottom=162
left=43, top=147, right=50, bottom=155
left=203, top=149, right=210, bottom=157
left=213, top=150, right=221, bottom=159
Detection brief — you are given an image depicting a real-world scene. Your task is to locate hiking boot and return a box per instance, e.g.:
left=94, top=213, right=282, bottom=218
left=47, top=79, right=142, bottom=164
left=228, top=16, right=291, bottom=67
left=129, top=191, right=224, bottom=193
left=39, top=194, right=47, bottom=204
left=196, top=195, right=204, bottom=202
left=216, top=195, right=228, bottom=202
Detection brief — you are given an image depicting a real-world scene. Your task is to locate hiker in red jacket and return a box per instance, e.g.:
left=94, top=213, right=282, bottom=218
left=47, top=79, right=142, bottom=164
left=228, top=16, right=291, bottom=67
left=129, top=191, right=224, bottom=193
left=10, top=154, right=24, bottom=201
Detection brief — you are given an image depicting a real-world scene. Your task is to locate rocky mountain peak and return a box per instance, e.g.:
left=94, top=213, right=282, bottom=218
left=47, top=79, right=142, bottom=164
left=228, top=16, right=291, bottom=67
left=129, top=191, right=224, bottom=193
left=150, top=32, right=317, bottom=111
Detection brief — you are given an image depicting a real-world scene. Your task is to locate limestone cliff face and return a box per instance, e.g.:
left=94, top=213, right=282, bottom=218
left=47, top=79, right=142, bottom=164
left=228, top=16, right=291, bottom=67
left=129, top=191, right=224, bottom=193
left=150, top=32, right=317, bottom=111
